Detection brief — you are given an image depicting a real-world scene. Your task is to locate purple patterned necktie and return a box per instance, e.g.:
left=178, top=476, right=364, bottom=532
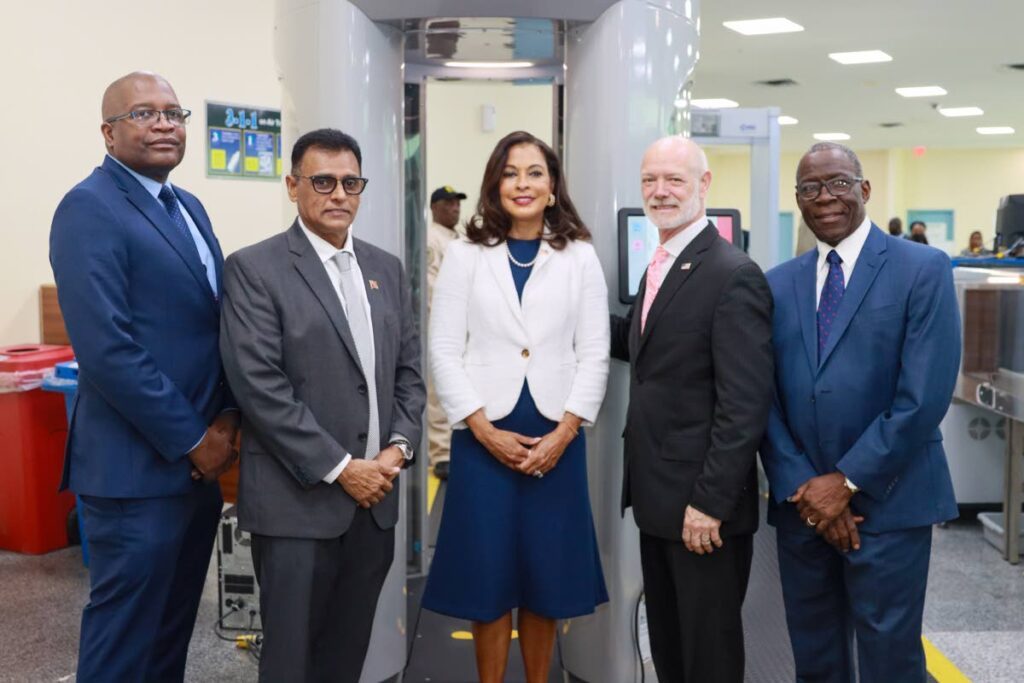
left=817, top=249, right=845, bottom=360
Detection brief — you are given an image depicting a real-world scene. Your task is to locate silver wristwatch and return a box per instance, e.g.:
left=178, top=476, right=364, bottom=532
left=390, top=438, right=414, bottom=464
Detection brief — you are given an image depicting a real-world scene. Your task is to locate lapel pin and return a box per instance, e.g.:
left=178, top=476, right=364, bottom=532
left=368, top=280, right=379, bottom=290
left=680, top=262, right=692, bottom=270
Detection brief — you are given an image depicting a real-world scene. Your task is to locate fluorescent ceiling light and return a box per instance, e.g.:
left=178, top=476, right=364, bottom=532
left=895, top=86, right=947, bottom=97
left=977, top=126, right=1015, bottom=135
left=828, top=50, right=892, bottom=65
left=443, top=61, right=534, bottom=69
left=723, top=18, right=804, bottom=36
left=938, top=106, right=984, bottom=117
left=813, top=132, right=851, bottom=141
left=778, top=115, right=799, bottom=125
left=690, top=98, right=739, bottom=109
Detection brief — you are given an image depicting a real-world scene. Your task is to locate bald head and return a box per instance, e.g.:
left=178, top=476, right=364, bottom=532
left=101, top=71, right=175, bottom=121
left=100, top=71, right=186, bottom=183
left=642, top=135, right=709, bottom=178
left=640, top=135, right=712, bottom=234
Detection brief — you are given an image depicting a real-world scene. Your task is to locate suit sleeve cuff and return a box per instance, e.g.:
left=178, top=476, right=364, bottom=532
left=322, top=454, right=352, bottom=483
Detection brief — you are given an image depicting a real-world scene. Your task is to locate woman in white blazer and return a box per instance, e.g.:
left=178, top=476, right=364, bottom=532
left=421, top=131, right=610, bottom=683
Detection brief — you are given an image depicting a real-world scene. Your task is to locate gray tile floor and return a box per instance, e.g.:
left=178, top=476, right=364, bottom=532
left=1, top=514, right=1021, bottom=682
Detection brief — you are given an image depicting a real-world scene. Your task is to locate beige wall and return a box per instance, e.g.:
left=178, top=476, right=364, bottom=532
left=425, top=80, right=554, bottom=231
left=705, top=144, right=1024, bottom=258
left=0, top=0, right=284, bottom=345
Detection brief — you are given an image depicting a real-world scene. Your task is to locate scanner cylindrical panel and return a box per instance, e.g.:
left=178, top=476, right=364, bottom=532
left=563, top=2, right=699, bottom=681
left=275, top=3, right=406, bottom=682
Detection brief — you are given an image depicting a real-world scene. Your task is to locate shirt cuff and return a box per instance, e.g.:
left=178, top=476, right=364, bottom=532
left=322, top=454, right=352, bottom=483
left=389, top=432, right=410, bottom=446
left=186, top=430, right=206, bottom=455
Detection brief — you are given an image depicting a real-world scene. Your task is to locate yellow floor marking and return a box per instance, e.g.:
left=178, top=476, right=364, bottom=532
left=428, top=468, right=440, bottom=513
left=450, top=629, right=520, bottom=641
left=923, top=636, right=972, bottom=683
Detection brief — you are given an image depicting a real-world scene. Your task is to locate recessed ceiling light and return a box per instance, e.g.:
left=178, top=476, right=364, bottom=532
left=828, top=50, right=893, bottom=65
left=778, top=115, right=799, bottom=125
left=977, top=126, right=1015, bottom=135
left=938, top=106, right=984, bottom=117
left=443, top=61, right=535, bottom=69
left=895, top=86, right=947, bottom=97
left=813, top=132, right=851, bottom=141
left=723, top=18, right=804, bottom=36
left=690, top=98, right=740, bottom=109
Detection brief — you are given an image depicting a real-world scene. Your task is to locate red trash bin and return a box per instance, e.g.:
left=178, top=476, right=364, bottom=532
left=0, top=344, right=77, bottom=554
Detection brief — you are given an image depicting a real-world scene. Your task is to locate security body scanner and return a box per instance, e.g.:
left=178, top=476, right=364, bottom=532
left=273, top=2, right=781, bottom=680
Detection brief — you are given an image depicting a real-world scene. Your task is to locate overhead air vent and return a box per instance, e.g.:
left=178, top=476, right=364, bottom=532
left=879, top=122, right=904, bottom=128
left=754, top=78, right=798, bottom=87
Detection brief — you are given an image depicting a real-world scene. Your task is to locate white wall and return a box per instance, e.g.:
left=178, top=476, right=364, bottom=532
left=424, top=80, right=554, bottom=231
left=0, top=0, right=284, bottom=345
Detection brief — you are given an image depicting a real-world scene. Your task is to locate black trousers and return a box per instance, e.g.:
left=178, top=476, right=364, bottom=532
left=251, top=509, right=395, bottom=683
left=639, top=532, right=754, bottom=683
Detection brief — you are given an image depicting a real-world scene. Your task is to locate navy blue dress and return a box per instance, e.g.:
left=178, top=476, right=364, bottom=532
left=422, top=238, right=609, bottom=622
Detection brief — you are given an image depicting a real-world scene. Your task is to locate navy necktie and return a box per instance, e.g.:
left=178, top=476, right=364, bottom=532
left=817, top=249, right=845, bottom=359
left=158, top=185, right=199, bottom=254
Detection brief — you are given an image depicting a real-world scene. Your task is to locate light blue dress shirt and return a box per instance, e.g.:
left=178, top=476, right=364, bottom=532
left=108, top=155, right=218, bottom=296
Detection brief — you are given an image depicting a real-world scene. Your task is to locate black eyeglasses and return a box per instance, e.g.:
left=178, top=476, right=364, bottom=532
left=293, top=175, right=369, bottom=195
left=796, top=176, right=863, bottom=200
left=104, top=108, right=192, bottom=126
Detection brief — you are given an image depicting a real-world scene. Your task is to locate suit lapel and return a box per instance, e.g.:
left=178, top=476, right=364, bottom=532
left=287, top=223, right=363, bottom=374
left=177, top=191, right=224, bottom=298
left=636, top=223, right=716, bottom=358
left=818, top=225, right=888, bottom=370
left=484, top=242, right=526, bottom=328
left=795, top=250, right=819, bottom=372
left=103, top=158, right=216, bottom=304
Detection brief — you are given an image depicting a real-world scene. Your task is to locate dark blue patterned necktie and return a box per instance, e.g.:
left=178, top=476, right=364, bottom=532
left=158, top=185, right=198, bottom=253
left=817, top=249, right=845, bottom=359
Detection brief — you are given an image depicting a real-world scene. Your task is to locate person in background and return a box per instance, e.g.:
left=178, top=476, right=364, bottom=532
left=960, top=230, right=992, bottom=256
left=426, top=185, right=467, bottom=480
left=423, top=130, right=610, bottom=683
left=219, top=128, right=425, bottom=682
left=888, top=216, right=903, bottom=237
left=909, top=220, right=928, bottom=244
left=762, top=142, right=960, bottom=683
left=49, top=71, right=237, bottom=682
left=611, top=136, right=774, bottom=682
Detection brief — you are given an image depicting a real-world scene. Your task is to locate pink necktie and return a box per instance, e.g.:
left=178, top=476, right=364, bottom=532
left=641, top=245, right=671, bottom=332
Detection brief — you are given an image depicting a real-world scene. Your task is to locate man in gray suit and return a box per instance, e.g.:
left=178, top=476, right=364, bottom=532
left=220, top=128, right=425, bottom=682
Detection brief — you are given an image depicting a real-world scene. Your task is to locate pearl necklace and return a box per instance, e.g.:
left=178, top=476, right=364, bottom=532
left=506, top=242, right=539, bottom=268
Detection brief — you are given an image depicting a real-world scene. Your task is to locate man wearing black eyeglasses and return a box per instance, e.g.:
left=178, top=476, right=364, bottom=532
left=761, top=143, right=960, bottom=683
left=219, top=128, right=424, bottom=681
left=49, top=71, right=237, bottom=682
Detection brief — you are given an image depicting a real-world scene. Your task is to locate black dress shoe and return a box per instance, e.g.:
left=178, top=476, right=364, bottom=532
left=434, top=461, right=450, bottom=480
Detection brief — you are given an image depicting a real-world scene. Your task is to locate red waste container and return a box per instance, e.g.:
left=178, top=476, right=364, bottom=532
left=0, top=344, right=77, bottom=554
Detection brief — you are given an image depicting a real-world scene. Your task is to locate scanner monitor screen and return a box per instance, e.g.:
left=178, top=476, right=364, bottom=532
left=618, top=208, right=742, bottom=303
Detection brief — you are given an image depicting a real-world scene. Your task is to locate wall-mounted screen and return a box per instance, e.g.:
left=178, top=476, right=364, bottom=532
left=618, top=208, right=742, bottom=304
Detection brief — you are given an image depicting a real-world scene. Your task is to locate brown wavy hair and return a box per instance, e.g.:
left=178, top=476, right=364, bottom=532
left=465, top=131, right=590, bottom=250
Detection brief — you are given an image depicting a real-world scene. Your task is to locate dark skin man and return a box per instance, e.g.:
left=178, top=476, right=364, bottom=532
left=790, top=146, right=873, bottom=553
left=101, top=72, right=238, bottom=481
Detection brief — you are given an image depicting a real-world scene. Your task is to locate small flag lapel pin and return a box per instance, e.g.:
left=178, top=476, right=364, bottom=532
left=368, top=280, right=380, bottom=290
left=680, top=262, right=692, bottom=270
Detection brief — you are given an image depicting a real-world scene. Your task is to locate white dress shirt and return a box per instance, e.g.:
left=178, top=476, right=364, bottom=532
left=297, top=220, right=376, bottom=483
left=647, top=213, right=708, bottom=292
left=815, top=215, right=873, bottom=307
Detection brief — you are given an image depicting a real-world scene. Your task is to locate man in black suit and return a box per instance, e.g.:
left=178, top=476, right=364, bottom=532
left=611, top=136, right=774, bottom=682
left=219, top=128, right=425, bottom=682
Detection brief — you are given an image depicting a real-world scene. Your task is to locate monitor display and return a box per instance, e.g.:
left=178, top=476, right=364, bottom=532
left=618, top=208, right=743, bottom=304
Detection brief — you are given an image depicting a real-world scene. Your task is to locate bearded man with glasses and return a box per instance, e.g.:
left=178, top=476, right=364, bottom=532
left=49, top=71, right=237, bottom=682
left=761, top=142, right=960, bottom=682
left=219, top=128, right=424, bottom=681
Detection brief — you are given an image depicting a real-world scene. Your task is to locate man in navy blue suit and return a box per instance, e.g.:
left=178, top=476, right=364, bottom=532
left=761, top=143, right=960, bottom=682
left=50, top=72, right=237, bottom=682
